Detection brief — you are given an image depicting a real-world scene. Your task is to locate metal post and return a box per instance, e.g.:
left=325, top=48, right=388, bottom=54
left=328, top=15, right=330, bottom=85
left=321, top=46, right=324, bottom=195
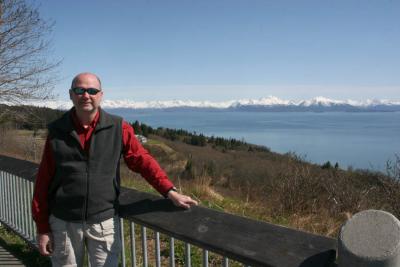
left=223, top=257, right=229, bottom=267
left=22, top=179, right=29, bottom=238
left=120, top=218, right=126, bottom=267
left=26, top=180, right=32, bottom=242
left=28, top=181, right=35, bottom=243
left=155, top=232, right=160, bottom=267
left=141, top=226, right=148, bottom=267
left=5, top=173, right=10, bottom=224
left=15, top=177, right=19, bottom=231
left=10, top=174, right=14, bottom=226
left=130, top=222, right=136, bottom=267
left=7, top=173, right=12, bottom=225
left=0, top=171, right=4, bottom=220
left=12, top=174, right=16, bottom=228
left=20, top=178, right=25, bottom=237
left=169, top=237, right=175, bottom=267
left=202, top=250, right=208, bottom=267
left=185, top=243, right=191, bottom=267
left=16, top=175, right=20, bottom=230
left=2, top=172, right=6, bottom=220
left=14, top=175, right=18, bottom=229
left=8, top=174, right=12, bottom=225
left=20, top=177, right=25, bottom=235
left=18, top=177, right=23, bottom=233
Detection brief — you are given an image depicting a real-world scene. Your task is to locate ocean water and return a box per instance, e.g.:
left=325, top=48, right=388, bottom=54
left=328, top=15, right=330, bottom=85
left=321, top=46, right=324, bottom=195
left=110, top=109, right=400, bottom=172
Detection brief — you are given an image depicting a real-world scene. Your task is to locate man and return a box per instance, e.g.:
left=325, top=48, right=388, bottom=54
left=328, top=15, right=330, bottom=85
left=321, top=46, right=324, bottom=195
left=32, top=73, right=197, bottom=266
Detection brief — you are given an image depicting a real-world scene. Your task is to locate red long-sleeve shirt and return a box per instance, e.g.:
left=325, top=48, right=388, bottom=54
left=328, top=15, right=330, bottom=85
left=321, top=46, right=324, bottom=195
left=32, top=111, right=174, bottom=234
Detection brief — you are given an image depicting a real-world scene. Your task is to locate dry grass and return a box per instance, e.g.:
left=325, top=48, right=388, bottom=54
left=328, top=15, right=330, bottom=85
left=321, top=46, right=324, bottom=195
left=146, top=134, right=400, bottom=237
left=0, top=128, right=46, bottom=162
left=1, top=128, right=399, bottom=240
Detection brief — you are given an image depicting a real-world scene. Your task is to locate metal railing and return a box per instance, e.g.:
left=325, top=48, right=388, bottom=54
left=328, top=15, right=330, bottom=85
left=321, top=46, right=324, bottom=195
left=0, top=163, right=38, bottom=248
left=118, top=223, right=232, bottom=267
left=0, top=168, right=245, bottom=266
left=0, top=155, right=337, bottom=267
left=118, top=221, right=236, bottom=267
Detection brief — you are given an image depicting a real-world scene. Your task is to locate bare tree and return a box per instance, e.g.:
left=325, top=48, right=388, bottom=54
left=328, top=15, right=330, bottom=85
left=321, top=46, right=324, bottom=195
left=0, top=0, right=60, bottom=106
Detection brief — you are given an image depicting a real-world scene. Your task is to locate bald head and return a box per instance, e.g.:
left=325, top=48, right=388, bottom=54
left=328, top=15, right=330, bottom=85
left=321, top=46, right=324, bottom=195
left=69, top=72, right=103, bottom=115
left=71, top=72, right=102, bottom=90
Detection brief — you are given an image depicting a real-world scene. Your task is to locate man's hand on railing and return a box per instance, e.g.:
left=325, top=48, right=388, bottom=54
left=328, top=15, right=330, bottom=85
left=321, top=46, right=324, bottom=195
left=167, top=190, right=198, bottom=209
left=38, top=233, right=53, bottom=256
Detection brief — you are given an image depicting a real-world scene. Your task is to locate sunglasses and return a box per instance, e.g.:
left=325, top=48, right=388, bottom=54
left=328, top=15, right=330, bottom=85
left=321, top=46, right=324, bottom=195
left=71, top=87, right=101, bottom=95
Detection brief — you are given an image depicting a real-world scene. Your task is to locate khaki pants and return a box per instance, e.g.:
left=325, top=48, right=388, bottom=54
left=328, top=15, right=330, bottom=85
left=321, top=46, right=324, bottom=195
left=49, top=215, right=121, bottom=267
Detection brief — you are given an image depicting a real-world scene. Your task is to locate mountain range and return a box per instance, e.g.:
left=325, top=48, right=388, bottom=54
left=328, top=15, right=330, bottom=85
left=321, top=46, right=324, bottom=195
left=4, top=96, right=400, bottom=112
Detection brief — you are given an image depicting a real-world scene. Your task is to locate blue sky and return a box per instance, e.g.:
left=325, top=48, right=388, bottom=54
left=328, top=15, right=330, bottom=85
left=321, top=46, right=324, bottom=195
left=36, top=0, right=399, bottom=101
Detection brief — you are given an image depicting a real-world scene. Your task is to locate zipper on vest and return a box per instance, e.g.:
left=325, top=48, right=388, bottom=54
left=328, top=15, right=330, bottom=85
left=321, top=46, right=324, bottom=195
left=83, top=159, right=89, bottom=221
left=83, top=132, right=96, bottom=222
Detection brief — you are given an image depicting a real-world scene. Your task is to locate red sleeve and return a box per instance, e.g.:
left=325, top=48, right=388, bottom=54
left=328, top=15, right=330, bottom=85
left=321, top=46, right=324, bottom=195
left=32, top=137, right=55, bottom=234
left=122, top=121, right=174, bottom=196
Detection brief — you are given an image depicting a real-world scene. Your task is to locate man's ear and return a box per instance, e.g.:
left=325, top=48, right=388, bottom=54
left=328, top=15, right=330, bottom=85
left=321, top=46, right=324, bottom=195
left=69, top=90, right=72, bottom=100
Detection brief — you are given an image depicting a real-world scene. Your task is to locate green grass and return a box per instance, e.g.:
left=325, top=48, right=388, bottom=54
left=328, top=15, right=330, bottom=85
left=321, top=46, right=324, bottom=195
left=146, top=139, right=163, bottom=145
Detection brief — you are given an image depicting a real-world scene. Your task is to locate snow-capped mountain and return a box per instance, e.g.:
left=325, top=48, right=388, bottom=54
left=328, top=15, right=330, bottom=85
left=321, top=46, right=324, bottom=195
left=2, top=96, right=400, bottom=112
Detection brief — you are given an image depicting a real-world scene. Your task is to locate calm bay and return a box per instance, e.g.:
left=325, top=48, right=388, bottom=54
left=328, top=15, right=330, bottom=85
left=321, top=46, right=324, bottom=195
left=109, top=109, right=400, bottom=172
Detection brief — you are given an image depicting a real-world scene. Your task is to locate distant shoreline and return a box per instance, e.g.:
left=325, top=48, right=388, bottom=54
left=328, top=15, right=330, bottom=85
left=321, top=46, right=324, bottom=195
left=105, top=107, right=400, bottom=112
left=2, top=96, right=400, bottom=112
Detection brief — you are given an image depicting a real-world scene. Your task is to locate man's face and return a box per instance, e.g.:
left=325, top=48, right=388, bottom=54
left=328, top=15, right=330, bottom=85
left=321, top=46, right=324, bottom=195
left=69, top=74, right=103, bottom=114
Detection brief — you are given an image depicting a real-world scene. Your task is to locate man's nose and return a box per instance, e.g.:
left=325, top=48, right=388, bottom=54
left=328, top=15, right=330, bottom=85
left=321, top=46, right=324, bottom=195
left=81, top=91, right=90, bottom=98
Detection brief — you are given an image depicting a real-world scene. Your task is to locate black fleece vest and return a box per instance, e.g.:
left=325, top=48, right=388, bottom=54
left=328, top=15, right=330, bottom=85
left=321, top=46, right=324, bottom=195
left=47, top=108, right=123, bottom=223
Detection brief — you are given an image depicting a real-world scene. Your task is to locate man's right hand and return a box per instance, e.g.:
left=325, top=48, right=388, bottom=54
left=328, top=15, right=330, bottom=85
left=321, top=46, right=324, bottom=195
left=38, top=233, right=53, bottom=256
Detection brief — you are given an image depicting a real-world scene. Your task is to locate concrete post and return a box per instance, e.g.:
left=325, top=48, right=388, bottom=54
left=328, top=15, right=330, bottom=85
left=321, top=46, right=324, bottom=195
left=338, top=209, right=400, bottom=267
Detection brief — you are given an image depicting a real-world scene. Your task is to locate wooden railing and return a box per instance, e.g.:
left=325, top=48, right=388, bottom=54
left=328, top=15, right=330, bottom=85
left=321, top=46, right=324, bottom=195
left=0, top=155, right=338, bottom=267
